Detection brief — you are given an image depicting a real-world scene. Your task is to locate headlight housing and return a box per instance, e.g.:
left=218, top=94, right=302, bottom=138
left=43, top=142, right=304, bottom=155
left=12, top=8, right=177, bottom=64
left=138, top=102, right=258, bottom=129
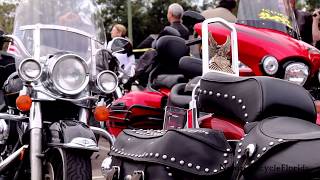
left=262, top=56, right=278, bottom=75
left=18, top=58, right=42, bottom=82
left=96, top=70, right=118, bottom=94
left=284, top=62, right=309, bottom=86
left=48, top=54, right=89, bottom=95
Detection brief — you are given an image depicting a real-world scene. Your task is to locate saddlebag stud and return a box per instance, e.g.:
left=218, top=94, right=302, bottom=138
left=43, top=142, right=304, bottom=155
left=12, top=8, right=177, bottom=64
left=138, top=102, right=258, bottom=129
left=180, top=160, right=185, bottom=165
left=196, top=165, right=201, bottom=170
left=162, top=155, right=167, bottom=160
left=238, top=99, right=243, bottom=104
left=269, top=142, right=274, bottom=146
left=168, top=172, right=172, bottom=177
left=187, top=163, right=193, bottom=167
left=209, top=91, right=213, bottom=95
left=213, top=169, right=218, bottom=173
left=170, top=157, right=175, bottom=162
left=224, top=94, right=228, bottom=98
left=246, top=144, right=256, bottom=157
left=232, top=95, right=236, bottom=99
left=216, top=93, right=221, bottom=97
left=205, top=168, right=210, bottom=172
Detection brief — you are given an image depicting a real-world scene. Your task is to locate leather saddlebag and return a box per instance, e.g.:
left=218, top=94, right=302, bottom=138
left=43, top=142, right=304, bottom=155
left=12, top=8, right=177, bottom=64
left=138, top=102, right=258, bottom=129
left=234, top=116, right=320, bottom=180
left=107, top=128, right=233, bottom=180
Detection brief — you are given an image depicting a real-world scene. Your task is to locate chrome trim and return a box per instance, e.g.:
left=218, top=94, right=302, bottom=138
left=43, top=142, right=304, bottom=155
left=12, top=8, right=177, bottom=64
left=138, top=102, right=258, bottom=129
left=0, top=145, right=29, bottom=173
left=90, top=126, right=115, bottom=145
left=0, top=113, right=28, bottom=122
left=96, top=70, right=119, bottom=94
left=20, top=24, right=95, bottom=40
left=115, top=87, right=123, bottom=98
left=48, top=143, right=99, bottom=151
left=79, top=108, right=90, bottom=124
left=66, top=137, right=98, bottom=149
left=46, top=54, right=90, bottom=95
left=201, top=18, right=239, bottom=76
left=29, top=101, right=43, bottom=180
left=18, top=58, right=42, bottom=82
left=33, top=87, right=99, bottom=102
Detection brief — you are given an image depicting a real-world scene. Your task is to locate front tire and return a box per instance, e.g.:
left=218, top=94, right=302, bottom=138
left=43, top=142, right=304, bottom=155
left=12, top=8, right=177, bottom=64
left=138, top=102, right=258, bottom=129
left=44, top=148, right=92, bottom=180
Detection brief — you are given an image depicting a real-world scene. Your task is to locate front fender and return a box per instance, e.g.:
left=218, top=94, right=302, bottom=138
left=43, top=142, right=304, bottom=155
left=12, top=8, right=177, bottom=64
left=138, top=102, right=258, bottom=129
left=48, top=120, right=98, bottom=151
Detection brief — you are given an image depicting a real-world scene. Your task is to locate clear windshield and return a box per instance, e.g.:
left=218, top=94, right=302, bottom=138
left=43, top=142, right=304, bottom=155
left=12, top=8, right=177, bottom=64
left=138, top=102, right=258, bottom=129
left=237, top=0, right=299, bottom=38
left=13, top=0, right=106, bottom=43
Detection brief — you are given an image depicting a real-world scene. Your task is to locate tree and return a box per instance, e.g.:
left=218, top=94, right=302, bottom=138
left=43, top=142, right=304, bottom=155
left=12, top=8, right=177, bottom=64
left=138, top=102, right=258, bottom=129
left=305, top=0, right=317, bottom=11
left=0, top=2, right=17, bottom=33
left=97, top=0, right=197, bottom=47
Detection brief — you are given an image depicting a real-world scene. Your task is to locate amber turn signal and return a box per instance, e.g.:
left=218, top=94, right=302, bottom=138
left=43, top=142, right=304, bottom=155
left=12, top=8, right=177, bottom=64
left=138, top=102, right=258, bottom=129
left=94, top=106, right=109, bottom=121
left=16, top=95, right=32, bottom=112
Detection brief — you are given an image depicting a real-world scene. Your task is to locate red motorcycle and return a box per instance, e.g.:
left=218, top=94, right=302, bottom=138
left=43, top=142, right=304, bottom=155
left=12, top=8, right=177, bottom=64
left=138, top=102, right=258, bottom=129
left=103, top=30, right=191, bottom=136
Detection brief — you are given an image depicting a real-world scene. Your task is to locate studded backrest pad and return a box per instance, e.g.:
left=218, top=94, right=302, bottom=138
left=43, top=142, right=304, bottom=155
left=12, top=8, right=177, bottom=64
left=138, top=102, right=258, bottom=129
left=198, top=72, right=316, bottom=123
left=236, top=117, right=320, bottom=179
left=110, top=128, right=233, bottom=177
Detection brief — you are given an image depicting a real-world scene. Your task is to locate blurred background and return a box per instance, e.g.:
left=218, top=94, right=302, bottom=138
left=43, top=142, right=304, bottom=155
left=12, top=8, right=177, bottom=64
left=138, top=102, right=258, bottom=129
left=0, top=0, right=318, bottom=48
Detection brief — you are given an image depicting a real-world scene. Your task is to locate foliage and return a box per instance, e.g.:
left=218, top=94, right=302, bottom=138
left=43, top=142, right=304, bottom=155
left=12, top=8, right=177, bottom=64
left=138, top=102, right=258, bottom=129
left=97, top=0, right=197, bottom=47
left=0, top=2, right=16, bottom=33
left=305, top=0, right=320, bottom=11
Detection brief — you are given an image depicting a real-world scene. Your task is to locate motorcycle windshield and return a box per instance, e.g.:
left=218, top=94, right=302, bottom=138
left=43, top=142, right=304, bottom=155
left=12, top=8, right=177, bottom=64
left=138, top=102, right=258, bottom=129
left=237, top=0, right=299, bottom=37
left=13, top=0, right=105, bottom=43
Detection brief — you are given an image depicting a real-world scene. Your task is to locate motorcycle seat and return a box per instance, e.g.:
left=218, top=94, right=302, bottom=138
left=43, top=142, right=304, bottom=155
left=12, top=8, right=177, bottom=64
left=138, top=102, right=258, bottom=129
left=167, top=83, right=191, bottom=109
left=198, top=72, right=316, bottom=124
left=167, top=76, right=201, bottom=109
left=152, top=74, right=186, bottom=89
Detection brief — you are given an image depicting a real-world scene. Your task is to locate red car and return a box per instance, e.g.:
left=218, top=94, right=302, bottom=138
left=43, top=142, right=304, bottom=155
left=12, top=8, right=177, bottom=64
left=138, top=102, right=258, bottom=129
left=195, top=0, right=320, bottom=99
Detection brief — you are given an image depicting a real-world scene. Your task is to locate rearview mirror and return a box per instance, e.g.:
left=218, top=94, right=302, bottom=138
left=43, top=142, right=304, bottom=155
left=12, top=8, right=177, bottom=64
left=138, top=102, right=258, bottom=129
left=109, top=37, right=133, bottom=55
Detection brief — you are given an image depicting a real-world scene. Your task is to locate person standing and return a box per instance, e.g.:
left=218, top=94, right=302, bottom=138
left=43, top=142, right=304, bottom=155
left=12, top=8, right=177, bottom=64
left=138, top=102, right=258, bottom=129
left=201, top=0, right=237, bottom=23
left=289, top=0, right=313, bottom=45
left=312, top=9, right=320, bottom=49
left=166, top=3, right=190, bottom=40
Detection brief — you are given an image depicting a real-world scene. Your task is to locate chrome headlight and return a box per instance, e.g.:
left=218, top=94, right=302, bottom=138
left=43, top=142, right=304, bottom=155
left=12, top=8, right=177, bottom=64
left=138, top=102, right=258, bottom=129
left=49, top=54, right=89, bottom=95
left=262, top=56, right=278, bottom=75
left=18, top=58, right=42, bottom=82
left=284, top=62, right=309, bottom=85
left=96, top=70, right=118, bottom=94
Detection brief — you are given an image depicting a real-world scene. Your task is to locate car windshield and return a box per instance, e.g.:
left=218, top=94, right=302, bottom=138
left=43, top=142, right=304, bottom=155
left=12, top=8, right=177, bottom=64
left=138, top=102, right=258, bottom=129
left=237, top=0, right=300, bottom=38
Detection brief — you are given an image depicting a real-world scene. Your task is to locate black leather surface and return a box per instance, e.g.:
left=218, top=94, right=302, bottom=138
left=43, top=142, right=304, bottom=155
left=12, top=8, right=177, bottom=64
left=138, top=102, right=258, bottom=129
left=156, top=36, right=190, bottom=74
left=198, top=72, right=316, bottom=123
left=167, top=83, right=191, bottom=109
left=235, top=117, right=320, bottom=180
left=153, top=74, right=186, bottom=89
left=110, top=128, right=233, bottom=178
left=179, top=56, right=202, bottom=79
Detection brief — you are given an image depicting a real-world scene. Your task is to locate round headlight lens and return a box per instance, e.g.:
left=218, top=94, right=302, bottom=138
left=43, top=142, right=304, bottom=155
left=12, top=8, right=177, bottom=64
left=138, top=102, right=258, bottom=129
left=52, top=55, right=89, bottom=95
left=284, top=62, right=309, bottom=86
left=97, top=70, right=118, bottom=94
left=19, top=59, right=42, bottom=81
left=262, top=56, right=278, bottom=75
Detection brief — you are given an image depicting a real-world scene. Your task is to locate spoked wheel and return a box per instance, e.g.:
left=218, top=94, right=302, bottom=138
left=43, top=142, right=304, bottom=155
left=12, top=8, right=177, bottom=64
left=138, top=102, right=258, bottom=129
left=44, top=148, right=92, bottom=180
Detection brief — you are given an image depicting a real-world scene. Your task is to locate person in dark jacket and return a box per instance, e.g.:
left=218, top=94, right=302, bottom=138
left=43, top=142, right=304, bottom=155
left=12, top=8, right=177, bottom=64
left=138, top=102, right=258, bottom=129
left=166, top=3, right=190, bottom=40
left=290, top=0, right=313, bottom=44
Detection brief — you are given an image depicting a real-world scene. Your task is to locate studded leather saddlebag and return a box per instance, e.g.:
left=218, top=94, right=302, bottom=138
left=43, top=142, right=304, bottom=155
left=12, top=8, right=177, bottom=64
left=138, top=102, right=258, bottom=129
left=107, top=128, right=233, bottom=180
left=233, top=116, right=320, bottom=180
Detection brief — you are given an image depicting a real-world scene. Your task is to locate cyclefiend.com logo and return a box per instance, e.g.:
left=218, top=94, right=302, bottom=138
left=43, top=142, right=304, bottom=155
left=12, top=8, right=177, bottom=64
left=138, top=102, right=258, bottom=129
left=264, top=164, right=306, bottom=173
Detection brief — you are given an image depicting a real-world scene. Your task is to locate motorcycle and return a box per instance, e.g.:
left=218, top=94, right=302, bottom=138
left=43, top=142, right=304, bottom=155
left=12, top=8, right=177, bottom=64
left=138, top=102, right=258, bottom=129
left=194, top=0, right=320, bottom=99
left=0, top=0, right=118, bottom=179
left=105, top=17, right=320, bottom=180
left=102, top=26, right=194, bottom=137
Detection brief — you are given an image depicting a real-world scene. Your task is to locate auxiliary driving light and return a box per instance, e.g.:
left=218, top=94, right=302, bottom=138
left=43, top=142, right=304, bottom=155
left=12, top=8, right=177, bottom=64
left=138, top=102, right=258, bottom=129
left=18, top=58, right=42, bottom=82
